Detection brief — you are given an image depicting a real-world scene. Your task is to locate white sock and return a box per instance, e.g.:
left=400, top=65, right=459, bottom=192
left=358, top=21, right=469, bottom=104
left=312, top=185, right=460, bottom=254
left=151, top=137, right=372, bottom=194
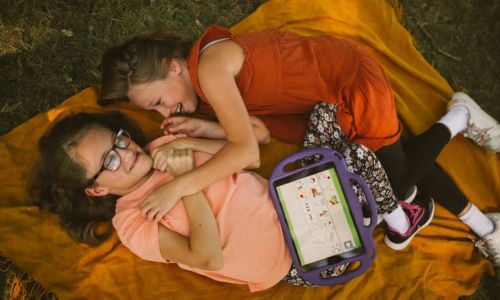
left=383, top=205, right=410, bottom=234
left=459, top=204, right=494, bottom=238
left=438, top=105, right=469, bottom=138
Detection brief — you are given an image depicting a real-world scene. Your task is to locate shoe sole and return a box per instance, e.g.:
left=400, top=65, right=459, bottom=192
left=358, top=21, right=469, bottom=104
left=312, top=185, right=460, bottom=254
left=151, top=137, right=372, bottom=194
left=384, top=198, right=435, bottom=251
left=363, top=186, right=418, bottom=226
left=403, top=186, right=417, bottom=204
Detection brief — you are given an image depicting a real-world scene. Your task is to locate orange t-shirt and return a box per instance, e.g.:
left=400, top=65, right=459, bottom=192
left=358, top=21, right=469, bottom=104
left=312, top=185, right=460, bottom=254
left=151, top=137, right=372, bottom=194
left=112, top=136, right=292, bottom=292
left=188, top=26, right=401, bottom=151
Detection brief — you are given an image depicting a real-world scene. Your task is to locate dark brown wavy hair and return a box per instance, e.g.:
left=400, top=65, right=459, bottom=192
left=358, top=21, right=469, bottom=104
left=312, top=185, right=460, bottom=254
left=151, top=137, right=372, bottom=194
left=99, top=30, right=191, bottom=105
left=29, top=111, right=147, bottom=246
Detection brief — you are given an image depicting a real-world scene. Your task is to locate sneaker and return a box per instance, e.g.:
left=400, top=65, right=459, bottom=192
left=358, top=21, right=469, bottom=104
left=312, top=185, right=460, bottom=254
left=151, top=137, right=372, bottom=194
left=449, top=92, right=500, bottom=152
left=403, top=185, right=418, bottom=204
left=384, top=194, right=435, bottom=251
left=475, top=213, right=500, bottom=272
left=363, top=186, right=417, bottom=226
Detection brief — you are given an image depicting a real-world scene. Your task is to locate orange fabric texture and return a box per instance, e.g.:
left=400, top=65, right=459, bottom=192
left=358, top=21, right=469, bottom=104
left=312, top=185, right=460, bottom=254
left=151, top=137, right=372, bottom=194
left=190, top=26, right=401, bottom=151
left=0, top=0, right=498, bottom=298
left=113, top=136, right=292, bottom=292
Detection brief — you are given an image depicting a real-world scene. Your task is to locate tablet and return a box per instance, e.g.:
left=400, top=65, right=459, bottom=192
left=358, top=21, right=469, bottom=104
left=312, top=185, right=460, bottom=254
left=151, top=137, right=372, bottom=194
left=269, top=148, right=377, bottom=285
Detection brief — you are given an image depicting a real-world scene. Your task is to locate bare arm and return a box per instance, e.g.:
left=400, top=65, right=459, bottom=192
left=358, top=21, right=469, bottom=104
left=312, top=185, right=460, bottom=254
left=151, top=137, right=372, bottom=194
left=158, top=191, right=223, bottom=270
left=171, top=40, right=260, bottom=194
left=170, top=137, right=226, bottom=155
left=162, top=115, right=271, bottom=145
left=157, top=148, right=222, bottom=270
left=141, top=40, right=262, bottom=220
left=151, top=136, right=256, bottom=174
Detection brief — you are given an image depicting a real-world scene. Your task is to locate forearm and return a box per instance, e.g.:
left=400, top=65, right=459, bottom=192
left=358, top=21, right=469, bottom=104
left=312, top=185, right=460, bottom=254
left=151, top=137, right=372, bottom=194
left=176, top=137, right=260, bottom=170
left=181, top=137, right=226, bottom=155
left=183, top=191, right=223, bottom=270
left=198, top=117, right=270, bottom=145
left=176, top=140, right=259, bottom=197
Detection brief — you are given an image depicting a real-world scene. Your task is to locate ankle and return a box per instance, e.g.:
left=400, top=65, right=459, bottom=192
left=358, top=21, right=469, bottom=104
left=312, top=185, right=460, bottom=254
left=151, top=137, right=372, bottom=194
left=438, top=105, right=469, bottom=137
left=384, top=205, right=410, bottom=234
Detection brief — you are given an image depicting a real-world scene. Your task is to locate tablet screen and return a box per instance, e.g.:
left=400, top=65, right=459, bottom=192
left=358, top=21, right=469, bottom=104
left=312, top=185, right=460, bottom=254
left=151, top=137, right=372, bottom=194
left=274, top=163, right=364, bottom=272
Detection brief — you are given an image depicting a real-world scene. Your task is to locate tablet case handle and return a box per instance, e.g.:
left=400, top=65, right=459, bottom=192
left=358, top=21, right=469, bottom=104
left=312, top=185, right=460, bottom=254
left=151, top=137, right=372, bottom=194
left=270, top=148, right=377, bottom=285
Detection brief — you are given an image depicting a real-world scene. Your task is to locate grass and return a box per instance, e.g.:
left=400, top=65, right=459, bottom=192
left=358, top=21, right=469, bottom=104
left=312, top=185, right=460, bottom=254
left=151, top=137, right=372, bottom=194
left=0, top=0, right=265, bottom=135
left=400, top=0, right=499, bottom=121
left=1, top=0, right=498, bottom=136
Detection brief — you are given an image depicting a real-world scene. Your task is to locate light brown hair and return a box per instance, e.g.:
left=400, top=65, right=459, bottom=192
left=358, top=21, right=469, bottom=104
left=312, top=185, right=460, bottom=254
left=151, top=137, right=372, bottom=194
left=99, top=30, right=191, bottom=105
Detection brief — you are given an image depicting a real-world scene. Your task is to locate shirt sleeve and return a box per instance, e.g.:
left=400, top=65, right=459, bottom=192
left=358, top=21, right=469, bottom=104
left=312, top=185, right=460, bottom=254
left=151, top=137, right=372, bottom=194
left=112, top=207, right=167, bottom=263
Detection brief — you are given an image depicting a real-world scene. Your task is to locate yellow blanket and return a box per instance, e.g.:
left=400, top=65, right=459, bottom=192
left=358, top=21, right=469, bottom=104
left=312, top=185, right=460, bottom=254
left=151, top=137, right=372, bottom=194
left=0, top=0, right=498, bottom=298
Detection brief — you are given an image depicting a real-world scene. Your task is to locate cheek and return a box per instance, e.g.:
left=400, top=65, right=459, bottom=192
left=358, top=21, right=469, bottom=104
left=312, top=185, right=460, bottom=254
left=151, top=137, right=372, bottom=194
left=106, top=155, right=152, bottom=187
left=138, top=154, right=153, bottom=172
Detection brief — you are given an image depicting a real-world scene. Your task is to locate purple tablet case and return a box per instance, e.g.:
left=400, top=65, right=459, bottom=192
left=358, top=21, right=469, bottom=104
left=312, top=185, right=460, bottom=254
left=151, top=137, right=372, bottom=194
left=269, top=148, right=377, bottom=285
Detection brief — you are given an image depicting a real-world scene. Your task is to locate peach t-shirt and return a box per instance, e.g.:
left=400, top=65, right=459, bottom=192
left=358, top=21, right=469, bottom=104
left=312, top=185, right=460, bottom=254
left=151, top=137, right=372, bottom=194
left=112, top=136, right=292, bottom=292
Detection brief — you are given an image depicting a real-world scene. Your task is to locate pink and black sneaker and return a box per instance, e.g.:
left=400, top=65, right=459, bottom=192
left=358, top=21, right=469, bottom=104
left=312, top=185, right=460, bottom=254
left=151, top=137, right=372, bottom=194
left=384, top=194, right=435, bottom=250
left=363, top=185, right=418, bottom=226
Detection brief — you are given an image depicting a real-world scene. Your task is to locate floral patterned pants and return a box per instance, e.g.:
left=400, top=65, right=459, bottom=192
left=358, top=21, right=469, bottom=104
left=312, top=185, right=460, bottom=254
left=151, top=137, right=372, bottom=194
left=282, top=102, right=399, bottom=287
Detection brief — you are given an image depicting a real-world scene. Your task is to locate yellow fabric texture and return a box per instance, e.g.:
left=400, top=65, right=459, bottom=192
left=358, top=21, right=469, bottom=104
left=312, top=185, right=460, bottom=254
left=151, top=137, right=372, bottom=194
left=0, top=0, right=498, bottom=298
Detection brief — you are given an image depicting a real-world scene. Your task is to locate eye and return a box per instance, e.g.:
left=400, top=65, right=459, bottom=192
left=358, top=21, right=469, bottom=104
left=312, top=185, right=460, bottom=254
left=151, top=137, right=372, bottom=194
left=103, top=151, right=120, bottom=171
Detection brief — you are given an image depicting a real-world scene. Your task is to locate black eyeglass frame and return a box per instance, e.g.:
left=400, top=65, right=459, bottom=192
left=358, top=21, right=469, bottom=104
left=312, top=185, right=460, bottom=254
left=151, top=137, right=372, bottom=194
left=87, top=128, right=131, bottom=185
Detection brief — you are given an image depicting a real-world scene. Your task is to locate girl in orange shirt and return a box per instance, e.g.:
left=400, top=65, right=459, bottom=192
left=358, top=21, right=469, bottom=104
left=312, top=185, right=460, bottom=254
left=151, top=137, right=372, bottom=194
left=97, top=27, right=500, bottom=266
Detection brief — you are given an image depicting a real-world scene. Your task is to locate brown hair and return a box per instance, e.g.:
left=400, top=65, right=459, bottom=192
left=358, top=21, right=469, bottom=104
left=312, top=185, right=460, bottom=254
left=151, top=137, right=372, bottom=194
left=29, top=111, right=147, bottom=246
left=99, top=30, right=191, bottom=105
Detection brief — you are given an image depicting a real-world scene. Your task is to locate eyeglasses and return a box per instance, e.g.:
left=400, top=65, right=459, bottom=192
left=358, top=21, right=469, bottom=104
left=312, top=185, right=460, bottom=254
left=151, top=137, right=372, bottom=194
left=88, top=129, right=131, bottom=185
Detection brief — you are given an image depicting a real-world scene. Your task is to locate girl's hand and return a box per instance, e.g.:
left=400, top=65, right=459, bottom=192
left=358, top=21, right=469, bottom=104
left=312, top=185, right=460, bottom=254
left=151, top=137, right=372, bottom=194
left=141, top=149, right=194, bottom=221
left=167, top=148, right=194, bottom=176
left=161, top=116, right=225, bottom=138
left=151, top=139, right=190, bottom=172
left=162, top=115, right=271, bottom=145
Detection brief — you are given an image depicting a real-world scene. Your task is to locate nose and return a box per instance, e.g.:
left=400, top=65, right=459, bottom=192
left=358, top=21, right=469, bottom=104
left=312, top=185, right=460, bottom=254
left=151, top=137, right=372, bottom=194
left=115, top=148, right=134, bottom=168
left=154, top=106, right=171, bottom=118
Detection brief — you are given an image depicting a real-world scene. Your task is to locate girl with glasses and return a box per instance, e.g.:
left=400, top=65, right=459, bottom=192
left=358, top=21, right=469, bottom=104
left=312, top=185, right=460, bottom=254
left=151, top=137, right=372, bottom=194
left=30, top=109, right=441, bottom=290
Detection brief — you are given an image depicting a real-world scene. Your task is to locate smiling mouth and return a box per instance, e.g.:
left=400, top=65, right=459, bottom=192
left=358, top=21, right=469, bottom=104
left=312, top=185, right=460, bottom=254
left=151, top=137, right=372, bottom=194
left=129, top=152, right=139, bottom=171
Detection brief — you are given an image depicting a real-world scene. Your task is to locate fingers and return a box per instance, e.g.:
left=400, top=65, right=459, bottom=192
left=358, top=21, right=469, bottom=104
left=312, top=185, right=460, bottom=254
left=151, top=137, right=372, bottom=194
left=141, top=197, right=175, bottom=221
left=161, top=116, right=187, bottom=132
left=161, top=116, right=206, bottom=137
left=140, top=201, right=157, bottom=220
left=161, top=118, right=173, bottom=133
left=156, top=159, right=169, bottom=172
left=151, top=147, right=174, bottom=172
left=161, top=117, right=182, bottom=130
left=151, top=144, right=194, bottom=173
left=153, top=154, right=166, bottom=171
left=155, top=207, right=168, bottom=222
left=140, top=196, right=164, bottom=221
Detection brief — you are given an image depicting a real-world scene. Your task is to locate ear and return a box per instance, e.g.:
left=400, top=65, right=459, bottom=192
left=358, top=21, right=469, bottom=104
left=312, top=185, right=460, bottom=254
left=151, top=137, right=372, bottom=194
left=167, top=59, right=183, bottom=75
left=85, top=185, right=111, bottom=197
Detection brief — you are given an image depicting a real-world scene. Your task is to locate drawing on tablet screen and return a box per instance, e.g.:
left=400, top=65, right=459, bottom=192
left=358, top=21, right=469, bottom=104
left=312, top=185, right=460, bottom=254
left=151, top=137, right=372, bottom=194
left=277, top=168, right=362, bottom=266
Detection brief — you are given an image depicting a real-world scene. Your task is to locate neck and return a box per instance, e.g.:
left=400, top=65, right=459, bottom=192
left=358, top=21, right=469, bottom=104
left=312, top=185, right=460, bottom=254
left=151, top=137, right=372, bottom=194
left=112, top=168, right=156, bottom=196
